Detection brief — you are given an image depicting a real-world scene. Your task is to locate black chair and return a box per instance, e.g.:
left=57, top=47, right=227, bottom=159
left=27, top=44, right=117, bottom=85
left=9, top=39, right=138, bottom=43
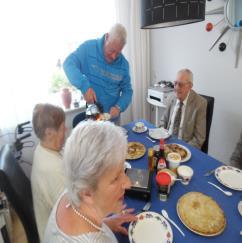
left=72, top=111, right=86, bottom=128
left=0, top=144, right=39, bottom=243
left=200, top=94, right=215, bottom=153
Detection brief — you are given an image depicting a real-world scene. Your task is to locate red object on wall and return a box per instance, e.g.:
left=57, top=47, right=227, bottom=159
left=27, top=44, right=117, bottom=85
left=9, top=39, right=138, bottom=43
left=206, top=22, right=213, bottom=32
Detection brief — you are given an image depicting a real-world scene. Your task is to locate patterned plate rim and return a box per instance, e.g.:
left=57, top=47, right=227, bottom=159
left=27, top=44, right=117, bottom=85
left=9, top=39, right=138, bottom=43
left=128, top=211, right=173, bottom=243
left=215, top=165, right=242, bottom=191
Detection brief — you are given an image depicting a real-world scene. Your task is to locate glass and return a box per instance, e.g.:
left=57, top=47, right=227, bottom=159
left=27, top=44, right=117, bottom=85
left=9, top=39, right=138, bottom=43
left=174, top=81, right=189, bottom=88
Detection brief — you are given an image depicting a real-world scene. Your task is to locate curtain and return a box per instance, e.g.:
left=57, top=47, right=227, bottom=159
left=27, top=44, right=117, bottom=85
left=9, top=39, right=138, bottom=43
left=115, top=0, right=151, bottom=125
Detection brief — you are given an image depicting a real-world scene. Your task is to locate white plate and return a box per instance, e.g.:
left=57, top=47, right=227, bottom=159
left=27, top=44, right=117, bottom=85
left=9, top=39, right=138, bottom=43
left=149, top=128, right=170, bottom=140
left=132, top=126, right=148, bottom=133
left=215, top=166, right=242, bottom=191
left=129, top=211, right=173, bottom=243
left=238, top=201, right=242, bottom=216
left=165, top=143, right=191, bottom=163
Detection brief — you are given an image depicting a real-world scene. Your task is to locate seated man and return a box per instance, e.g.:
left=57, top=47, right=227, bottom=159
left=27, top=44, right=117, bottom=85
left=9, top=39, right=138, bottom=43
left=230, top=129, right=242, bottom=169
left=160, top=69, right=207, bottom=149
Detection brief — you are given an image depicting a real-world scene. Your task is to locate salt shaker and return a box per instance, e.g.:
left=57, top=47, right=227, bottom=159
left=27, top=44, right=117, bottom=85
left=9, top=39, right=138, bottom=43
left=156, top=172, right=171, bottom=201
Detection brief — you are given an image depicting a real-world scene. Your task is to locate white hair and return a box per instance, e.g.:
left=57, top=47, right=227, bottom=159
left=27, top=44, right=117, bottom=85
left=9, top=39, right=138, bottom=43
left=108, top=23, right=127, bottom=46
left=178, top=68, right=193, bottom=84
left=63, top=120, right=127, bottom=206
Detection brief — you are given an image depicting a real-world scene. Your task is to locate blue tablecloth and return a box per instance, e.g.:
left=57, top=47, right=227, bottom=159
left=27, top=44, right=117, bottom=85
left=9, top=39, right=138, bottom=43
left=116, top=120, right=242, bottom=243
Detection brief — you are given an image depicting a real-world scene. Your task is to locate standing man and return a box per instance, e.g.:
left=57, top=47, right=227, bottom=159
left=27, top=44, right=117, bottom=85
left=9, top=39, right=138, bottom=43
left=63, top=23, right=133, bottom=120
left=160, top=69, right=207, bottom=149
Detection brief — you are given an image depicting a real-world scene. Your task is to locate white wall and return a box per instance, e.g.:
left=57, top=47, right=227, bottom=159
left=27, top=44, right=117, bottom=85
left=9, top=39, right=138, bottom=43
left=150, top=2, right=242, bottom=164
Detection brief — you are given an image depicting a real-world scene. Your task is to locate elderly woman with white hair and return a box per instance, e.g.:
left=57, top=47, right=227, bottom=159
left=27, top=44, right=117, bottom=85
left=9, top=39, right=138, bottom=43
left=44, top=121, right=135, bottom=242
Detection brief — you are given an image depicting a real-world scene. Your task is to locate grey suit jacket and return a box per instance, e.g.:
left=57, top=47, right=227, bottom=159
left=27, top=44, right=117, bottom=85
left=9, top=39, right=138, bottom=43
left=160, top=90, right=207, bottom=149
left=230, top=129, right=242, bottom=169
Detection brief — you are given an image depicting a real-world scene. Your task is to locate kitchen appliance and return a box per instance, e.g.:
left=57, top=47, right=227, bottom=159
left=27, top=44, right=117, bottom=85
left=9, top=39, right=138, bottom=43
left=147, top=81, right=174, bottom=126
left=125, top=168, right=152, bottom=201
left=85, top=102, right=103, bottom=120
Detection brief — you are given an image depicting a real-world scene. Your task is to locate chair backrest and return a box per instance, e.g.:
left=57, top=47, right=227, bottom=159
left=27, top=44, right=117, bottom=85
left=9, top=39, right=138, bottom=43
left=0, top=144, right=39, bottom=243
left=200, top=94, right=215, bottom=153
left=72, top=111, right=86, bottom=128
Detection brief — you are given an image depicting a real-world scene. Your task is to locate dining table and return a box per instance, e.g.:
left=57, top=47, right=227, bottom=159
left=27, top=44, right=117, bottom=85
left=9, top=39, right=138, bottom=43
left=116, top=120, right=242, bottom=243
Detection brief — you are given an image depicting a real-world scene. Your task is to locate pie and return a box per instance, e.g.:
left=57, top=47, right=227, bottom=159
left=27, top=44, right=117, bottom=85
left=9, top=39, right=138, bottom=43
left=177, top=192, right=226, bottom=236
left=165, top=144, right=187, bottom=160
left=126, top=142, right=146, bottom=160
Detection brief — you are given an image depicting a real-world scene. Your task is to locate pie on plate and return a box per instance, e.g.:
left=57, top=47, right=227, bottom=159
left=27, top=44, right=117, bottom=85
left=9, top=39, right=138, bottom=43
left=164, top=143, right=191, bottom=162
left=126, top=142, right=146, bottom=160
left=177, top=192, right=226, bottom=236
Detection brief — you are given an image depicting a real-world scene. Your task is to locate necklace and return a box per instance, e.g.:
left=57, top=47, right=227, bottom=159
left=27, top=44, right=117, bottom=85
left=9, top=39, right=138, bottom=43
left=71, top=205, right=103, bottom=232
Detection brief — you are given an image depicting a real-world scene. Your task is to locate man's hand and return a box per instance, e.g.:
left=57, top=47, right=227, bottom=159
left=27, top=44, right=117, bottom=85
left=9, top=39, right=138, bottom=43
left=103, top=208, right=137, bottom=235
left=110, top=106, right=121, bottom=118
left=84, top=88, right=97, bottom=104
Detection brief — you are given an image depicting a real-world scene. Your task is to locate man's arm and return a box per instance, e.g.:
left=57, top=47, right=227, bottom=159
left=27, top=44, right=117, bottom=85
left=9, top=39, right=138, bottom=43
left=159, top=96, right=174, bottom=128
left=187, top=99, right=207, bottom=149
left=230, top=130, right=242, bottom=169
left=63, top=43, right=96, bottom=103
left=113, top=65, right=133, bottom=113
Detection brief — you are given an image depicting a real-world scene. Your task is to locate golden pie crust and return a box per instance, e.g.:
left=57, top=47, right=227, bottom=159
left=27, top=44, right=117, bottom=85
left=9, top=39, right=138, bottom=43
left=126, top=142, right=146, bottom=160
left=165, top=144, right=187, bottom=160
left=177, top=192, right=226, bottom=236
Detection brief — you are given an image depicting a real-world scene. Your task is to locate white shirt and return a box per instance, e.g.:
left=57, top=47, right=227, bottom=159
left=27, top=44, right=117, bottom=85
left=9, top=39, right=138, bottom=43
left=44, top=192, right=118, bottom=243
left=31, top=144, right=65, bottom=242
left=168, top=92, right=190, bottom=139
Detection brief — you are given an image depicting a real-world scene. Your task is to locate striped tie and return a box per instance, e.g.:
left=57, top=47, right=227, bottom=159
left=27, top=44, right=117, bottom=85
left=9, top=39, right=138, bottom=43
left=173, top=101, right=183, bottom=136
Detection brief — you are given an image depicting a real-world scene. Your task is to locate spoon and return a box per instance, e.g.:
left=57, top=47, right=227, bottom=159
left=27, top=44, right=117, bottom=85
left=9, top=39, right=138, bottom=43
left=208, top=181, right=233, bottom=196
left=161, top=209, right=185, bottom=237
left=146, top=136, right=156, bottom=143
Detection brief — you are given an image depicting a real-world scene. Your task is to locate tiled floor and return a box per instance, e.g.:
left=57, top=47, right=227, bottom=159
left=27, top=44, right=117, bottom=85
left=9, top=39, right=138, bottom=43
left=11, top=209, right=27, bottom=243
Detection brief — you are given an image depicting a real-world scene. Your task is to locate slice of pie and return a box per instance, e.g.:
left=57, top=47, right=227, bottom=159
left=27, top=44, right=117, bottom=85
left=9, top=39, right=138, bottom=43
left=177, top=192, right=226, bottom=236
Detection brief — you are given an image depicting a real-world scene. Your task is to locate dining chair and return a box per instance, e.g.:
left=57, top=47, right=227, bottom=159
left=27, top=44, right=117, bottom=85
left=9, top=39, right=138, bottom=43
left=200, top=94, right=215, bottom=154
left=0, top=144, right=39, bottom=243
left=72, top=111, right=86, bottom=128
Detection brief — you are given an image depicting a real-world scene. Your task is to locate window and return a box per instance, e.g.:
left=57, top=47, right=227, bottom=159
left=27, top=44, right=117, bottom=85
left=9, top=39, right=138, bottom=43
left=0, top=0, right=115, bottom=129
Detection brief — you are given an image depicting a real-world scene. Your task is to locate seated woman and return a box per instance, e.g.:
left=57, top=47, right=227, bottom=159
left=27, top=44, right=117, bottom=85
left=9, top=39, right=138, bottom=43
left=31, top=103, right=66, bottom=241
left=44, top=121, right=133, bottom=242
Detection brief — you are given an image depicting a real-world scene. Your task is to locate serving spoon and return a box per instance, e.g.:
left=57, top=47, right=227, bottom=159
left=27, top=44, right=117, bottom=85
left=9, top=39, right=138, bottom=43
left=161, top=209, right=185, bottom=237
left=208, top=181, right=232, bottom=196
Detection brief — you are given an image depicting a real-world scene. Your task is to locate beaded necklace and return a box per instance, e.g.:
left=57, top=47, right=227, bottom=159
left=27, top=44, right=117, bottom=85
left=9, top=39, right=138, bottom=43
left=71, top=205, right=103, bottom=232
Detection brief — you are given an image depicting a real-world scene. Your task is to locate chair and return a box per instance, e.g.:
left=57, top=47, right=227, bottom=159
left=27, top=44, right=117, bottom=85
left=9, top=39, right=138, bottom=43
left=200, top=94, right=215, bottom=153
left=0, top=144, right=39, bottom=243
left=72, top=111, right=86, bottom=128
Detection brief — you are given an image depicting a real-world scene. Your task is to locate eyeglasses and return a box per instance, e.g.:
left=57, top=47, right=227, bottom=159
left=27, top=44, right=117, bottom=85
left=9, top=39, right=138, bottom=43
left=174, top=81, right=190, bottom=88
